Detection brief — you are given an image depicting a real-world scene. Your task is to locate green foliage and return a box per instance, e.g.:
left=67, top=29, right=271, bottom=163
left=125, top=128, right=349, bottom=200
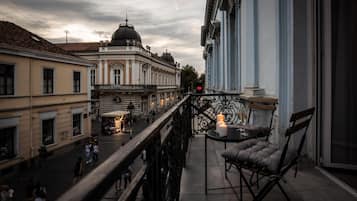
left=181, top=65, right=198, bottom=92
left=198, top=73, right=205, bottom=86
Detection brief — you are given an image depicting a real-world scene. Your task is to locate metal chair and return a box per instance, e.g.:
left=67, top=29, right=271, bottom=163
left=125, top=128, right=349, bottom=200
left=239, top=97, right=278, bottom=139
left=225, top=98, right=277, bottom=178
left=222, top=107, right=315, bottom=201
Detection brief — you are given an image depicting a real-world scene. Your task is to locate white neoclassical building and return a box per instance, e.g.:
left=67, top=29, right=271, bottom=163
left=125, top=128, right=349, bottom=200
left=58, top=20, right=181, bottom=117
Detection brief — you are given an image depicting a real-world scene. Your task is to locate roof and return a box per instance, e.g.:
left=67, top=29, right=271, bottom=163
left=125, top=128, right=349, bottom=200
left=57, top=42, right=101, bottom=53
left=0, top=21, right=71, bottom=56
left=0, top=21, right=91, bottom=65
left=110, top=23, right=142, bottom=47
left=161, top=52, right=175, bottom=64
left=101, top=111, right=130, bottom=117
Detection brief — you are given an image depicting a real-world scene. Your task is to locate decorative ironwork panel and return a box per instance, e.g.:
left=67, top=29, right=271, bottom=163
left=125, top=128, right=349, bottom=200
left=190, top=94, right=248, bottom=135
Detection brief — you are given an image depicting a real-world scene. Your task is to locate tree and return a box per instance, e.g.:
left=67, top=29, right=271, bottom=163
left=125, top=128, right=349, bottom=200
left=198, top=73, right=205, bottom=87
left=181, top=65, right=198, bottom=93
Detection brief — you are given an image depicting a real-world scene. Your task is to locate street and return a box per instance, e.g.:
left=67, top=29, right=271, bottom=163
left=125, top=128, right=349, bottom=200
left=2, top=116, right=154, bottom=201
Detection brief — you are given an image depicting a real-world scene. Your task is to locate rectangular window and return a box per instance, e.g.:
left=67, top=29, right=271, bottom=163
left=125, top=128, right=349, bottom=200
left=90, top=69, right=96, bottom=86
left=42, top=119, right=54, bottom=145
left=43, top=68, right=54, bottom=94
left=73, top=71, right=80, bottom=92
left=0, top=64, right=14, bottom=95
left=73, top=113, right=82, bottom=136
left=114, top=69, right=120, bottom=85
left=0, top=127, right=16, bottom=161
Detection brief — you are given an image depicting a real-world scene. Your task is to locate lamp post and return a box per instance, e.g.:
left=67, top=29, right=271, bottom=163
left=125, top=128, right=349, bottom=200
left=127, top=102, right=135, bottom=139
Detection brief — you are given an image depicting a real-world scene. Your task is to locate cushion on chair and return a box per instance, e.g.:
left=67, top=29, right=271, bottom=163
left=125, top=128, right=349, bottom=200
left=222, top=140, right=297, bottom=173
left=240, top=125, right=271, bottom=137
left=221, top=138, right=262, bottom=161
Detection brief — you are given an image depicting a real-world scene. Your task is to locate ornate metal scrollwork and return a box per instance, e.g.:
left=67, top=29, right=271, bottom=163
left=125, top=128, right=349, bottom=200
left=191, top=94, right=248, bottom=135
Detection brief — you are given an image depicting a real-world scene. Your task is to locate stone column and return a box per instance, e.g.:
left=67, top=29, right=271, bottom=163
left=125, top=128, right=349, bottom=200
left=98, top=59, right=103, bottom=84
left=125, top=60, right=130, bottom=84
left=104, top=60, right=108, bottom=84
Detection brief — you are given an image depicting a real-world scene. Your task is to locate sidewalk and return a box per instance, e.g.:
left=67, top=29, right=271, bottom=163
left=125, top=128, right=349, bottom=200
left=2, top=116, right=152, bottom=201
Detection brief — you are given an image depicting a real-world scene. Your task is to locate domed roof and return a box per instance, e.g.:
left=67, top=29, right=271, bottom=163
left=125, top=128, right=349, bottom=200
left=110, top=20, right=142, bottom=47
left=161, top=51, right=175, bottom=64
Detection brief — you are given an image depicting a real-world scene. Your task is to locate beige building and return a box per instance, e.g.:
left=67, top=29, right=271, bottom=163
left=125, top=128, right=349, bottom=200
left=58, top=20, right=181, bottom=117
left=0, top=21, right=92, bottom=170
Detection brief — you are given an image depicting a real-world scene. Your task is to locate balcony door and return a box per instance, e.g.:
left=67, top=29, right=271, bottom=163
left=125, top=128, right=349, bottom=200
left=320, top=0, right=357, bottom=169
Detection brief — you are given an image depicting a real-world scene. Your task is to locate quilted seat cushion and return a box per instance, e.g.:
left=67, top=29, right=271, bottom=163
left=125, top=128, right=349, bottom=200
left=222, top=140, right=297, bottom=173
left=238, top=125, right=271, bottom=137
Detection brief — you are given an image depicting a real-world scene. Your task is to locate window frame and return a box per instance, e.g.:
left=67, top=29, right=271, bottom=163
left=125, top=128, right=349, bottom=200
left=73, top=71, right=81, bottom=93
left=114, top=69, right=121, bottom=85
left=0, top=63, right=15, bottom=96
left=42, top=118, right=55, bottom=146
left=72, top=113, right=82, bottom=136
left=43, top=68, right=54, bottom=94
left=0, top=126, right=16, bottom=161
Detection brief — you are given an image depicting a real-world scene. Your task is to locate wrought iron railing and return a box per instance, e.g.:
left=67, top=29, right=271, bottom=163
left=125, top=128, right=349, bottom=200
left=95, top=84, right=157, bottom=91
left=57, top=96, right=191, bottom=201
left=190, top=93, right=248, bottom=135
left=57, top=94, right=252, bottom=201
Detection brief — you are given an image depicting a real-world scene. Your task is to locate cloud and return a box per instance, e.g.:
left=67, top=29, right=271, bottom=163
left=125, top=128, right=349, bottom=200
left=0, top=0, right=205, bottom=73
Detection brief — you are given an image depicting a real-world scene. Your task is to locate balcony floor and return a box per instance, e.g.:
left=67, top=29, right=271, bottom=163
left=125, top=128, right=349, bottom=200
left=180, top=135, right=356, bottom=201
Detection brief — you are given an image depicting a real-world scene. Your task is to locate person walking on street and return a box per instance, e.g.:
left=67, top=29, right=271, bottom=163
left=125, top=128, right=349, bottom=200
left=33, top=182, right=47, bottom=201
left=73, top=157, right=84, bottom=184
left=146, top=116, right=150, bottom=125
left=84, top=142, right=92, bottom=165
left=124, top=165, right=132, bottom=188
left=93, top=143, right=99, bottom=163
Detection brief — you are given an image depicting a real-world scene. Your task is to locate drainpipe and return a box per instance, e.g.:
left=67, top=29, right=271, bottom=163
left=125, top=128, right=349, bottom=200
left=29, top=58, right=33, bottom=159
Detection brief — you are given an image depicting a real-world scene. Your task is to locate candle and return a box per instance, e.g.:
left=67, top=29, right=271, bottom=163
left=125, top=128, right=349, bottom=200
left=216, top=122, right=227, bottom=137
left=217, top=113, right=225, bottom=122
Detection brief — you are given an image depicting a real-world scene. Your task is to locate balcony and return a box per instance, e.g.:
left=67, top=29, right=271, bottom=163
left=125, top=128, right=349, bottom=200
left=57, top=94, right=357, bottom=201
left=94, top=84, right=157, bottom=94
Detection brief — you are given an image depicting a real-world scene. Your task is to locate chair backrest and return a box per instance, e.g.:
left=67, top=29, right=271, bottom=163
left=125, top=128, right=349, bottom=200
left=277, top=107, right=315, bottom=172
left=246, top=97, right=278, bottom=129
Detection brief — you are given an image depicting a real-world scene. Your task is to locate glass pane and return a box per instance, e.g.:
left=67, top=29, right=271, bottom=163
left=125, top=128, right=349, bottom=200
left=331, top=0, right=357, bottom=165
left=0, top=77, right=4, bottom=94
left=73, top=114, right=82, bottom=136
left=6, top=77, right=13, bottom=94
left=0, top=127, right=15, bottom=160
left=42, top=119, right=54, bottom=145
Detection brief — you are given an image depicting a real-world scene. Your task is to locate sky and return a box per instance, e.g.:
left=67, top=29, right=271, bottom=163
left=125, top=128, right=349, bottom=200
left=0, top=0, right=206, bottom=74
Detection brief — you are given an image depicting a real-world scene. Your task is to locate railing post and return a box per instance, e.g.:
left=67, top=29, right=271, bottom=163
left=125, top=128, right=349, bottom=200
left=145, top=135, right=162, bottom=201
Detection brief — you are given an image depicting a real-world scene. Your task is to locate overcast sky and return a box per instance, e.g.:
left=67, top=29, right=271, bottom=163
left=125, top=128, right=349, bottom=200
left=0, top=0, right=205, bottom=74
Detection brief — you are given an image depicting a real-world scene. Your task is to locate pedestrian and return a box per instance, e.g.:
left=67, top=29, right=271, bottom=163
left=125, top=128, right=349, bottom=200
left=146, top=116, right=150, bottom=125
left=115, top=172, right=124, bottom=193
left=73, top=157, right=84, bottom=184
left=152, top=110, right=156, bottom=118
left=25, top=177, right=35, bottom=201
left=0, top=185, right=9, bottom=201
left=7, top=185, right=14, bottom=201
left=124, top=165, right=132, bottom=188
left=93, top=143, right=99, bottom=162
left=38, top=146, right=48, bottom=168
left=33, top=182, right=46, bottom=201
left=85, top=142, right=92, bottom=164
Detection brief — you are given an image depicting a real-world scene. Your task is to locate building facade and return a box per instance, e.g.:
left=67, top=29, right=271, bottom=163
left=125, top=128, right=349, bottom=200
left=0, top=21, right=92, bottom=171
left=202, top=0, right=357, bottom=171
left=58, top=21, right=181, bottom=117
